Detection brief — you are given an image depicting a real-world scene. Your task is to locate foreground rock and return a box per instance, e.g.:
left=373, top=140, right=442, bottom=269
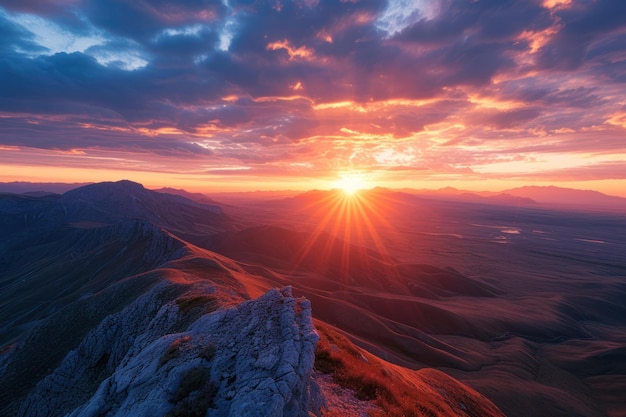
left=0, top=284, right=320, bottom=417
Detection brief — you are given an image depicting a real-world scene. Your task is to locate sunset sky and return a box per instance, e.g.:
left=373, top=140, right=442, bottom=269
left=1, top=0, right=625, bottom=195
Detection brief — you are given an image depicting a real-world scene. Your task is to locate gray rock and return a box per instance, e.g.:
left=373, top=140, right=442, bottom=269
left=7, top=285, right=320, bottom=417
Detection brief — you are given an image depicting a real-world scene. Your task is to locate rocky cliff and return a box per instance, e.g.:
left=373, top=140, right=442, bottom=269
left=1, top=283, right=320, bottom=417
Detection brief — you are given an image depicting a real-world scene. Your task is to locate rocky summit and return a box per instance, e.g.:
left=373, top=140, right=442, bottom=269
left=2, top=283, right=320, bottom=417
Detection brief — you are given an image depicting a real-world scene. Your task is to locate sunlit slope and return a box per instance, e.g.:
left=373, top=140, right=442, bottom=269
left=314, top=320, right=505, bottom=417
left=214, top=225, right=499, bottom=298
left=214, top=225, right=596, bottom=348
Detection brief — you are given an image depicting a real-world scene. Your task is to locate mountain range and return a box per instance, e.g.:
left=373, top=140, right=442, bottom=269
left=4, top=180, right=624, bottom=211
left=1, top=180, right=625, bottom=417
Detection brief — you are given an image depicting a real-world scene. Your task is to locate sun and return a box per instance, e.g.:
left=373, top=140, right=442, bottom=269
left=335, top=174, right=367, bottom=195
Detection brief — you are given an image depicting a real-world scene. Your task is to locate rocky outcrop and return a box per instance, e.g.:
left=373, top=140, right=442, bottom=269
left=3, top=285, right=320, bottom=417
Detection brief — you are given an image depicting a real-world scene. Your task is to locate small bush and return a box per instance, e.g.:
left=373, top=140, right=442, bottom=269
left=159, top=337, right=190, bottom=367
left=166, top=366, right=217, bottom=417
left=175, top=295, right=219, bottom=314
left=198, top=343, right=216, bottom=362
left=313, top=346, right=344, bottom=374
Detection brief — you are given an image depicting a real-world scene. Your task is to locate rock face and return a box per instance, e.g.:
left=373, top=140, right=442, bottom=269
left=1, top=285, right=320, bottom=417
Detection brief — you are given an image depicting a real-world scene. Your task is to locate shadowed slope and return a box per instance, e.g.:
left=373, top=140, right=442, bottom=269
left=0, top=220, right=186, bottom=347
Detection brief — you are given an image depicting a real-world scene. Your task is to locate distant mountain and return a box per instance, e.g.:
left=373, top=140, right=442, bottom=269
left=272, top=187, right=536, bottom=211
left=60, top=180, right=222, bottom=219
left=503, top=185, right=626, bottom=211
left=18, top=191, right=60, bottom=197
left=400, top=186, right=536, bottom=206
left=0, top=181, right=89, bottom=194
left=0, top=180, right=235, bottom=256
left=211, top=189, right=300, bottom=205
left=153, top=187, right=220, bottom=206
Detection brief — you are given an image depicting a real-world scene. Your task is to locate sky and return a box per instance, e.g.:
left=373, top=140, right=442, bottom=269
left=0, top=0, right=625, bottom=195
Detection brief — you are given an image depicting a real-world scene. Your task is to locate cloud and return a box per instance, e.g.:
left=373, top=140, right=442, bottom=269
left=82, top=0, right=227, bottom=41
left=0, top=0, right=625, bottom=185
left=536, top=0, right=626, bottom=70
left=470, top=108, right=542, bottom=129
left=0, top=11, right=48, bottom=53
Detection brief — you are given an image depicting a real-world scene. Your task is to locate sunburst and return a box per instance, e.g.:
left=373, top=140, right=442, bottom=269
left=335, top=174, right=367, bottom=195
left=284, top=175, right=401, bottom=285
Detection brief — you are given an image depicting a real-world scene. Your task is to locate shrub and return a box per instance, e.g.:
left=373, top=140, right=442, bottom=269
left=175, top=295, right=219, bottom=314
left=198, top=343, right=216, bottom=362
left=166, top=366, right=217, bottom=417
left=159, top=337, right=190, bottom=366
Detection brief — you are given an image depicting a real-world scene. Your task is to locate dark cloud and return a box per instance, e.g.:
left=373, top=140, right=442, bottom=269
left=0, top=115, right=213, bottom=156
left=396, top=0, right=550, bottom=44
left=536, top=0, right=626, bottom=70
left=82, top=0, right=227, bottom=41
left=0, top=51, right=151, bottom=113
left=494, top=82, right=605, bottom=108
left=434, top=37, right=518, bottom=86
left=0, top=12, right=48, bottom=53
left=472, top=108, right=542, bottom=129
left=227, top=0, right=384, bottom=54
left=0, top=0, right=77, bottom=16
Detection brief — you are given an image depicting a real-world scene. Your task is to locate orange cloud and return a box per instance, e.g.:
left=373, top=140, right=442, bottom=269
left=266, top=40, right=314, bottom=60
left=290, top=81, right=304, bottom=91
left=317, top=31, right=333, bottom=43
left=606, top=112, right=626, bottom=128
left=542, top=0, right=572, bottom=9
left=517, top=25, right=561, bottom=54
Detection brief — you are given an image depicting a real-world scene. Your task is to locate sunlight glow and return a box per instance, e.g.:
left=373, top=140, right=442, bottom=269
left=285, top=188, right=400, bottom=287
left=335, top=174, right=367, bottom=195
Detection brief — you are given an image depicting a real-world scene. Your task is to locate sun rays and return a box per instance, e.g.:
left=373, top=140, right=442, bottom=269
left=286, top=183, right=402, bottom=285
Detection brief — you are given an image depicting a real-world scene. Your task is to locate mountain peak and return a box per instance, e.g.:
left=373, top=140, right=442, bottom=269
left=64, top=180, right=145, bottom=196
